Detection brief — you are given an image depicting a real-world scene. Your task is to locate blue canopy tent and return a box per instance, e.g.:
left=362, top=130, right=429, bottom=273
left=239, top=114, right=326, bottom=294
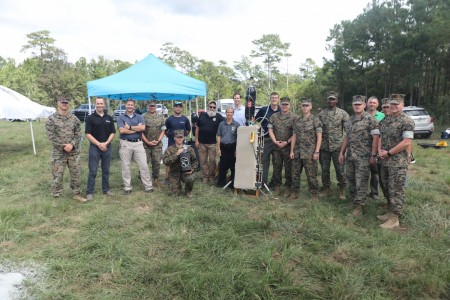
left=87, top=53, right=206, bottom=101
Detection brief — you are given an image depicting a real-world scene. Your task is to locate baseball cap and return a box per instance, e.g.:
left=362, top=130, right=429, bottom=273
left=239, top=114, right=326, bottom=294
left=174, top=129, right=184, bottom=138
left=327, top=91, right=339, bottom=99
left=174, top=101, right=183, bottom=107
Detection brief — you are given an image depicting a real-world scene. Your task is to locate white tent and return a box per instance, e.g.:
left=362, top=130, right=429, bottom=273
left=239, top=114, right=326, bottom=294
left=0, top=85, right=56, bottom=155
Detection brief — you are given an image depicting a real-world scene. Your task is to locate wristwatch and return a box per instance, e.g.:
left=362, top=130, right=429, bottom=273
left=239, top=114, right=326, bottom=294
left=387, top=150, right=392, bottom=156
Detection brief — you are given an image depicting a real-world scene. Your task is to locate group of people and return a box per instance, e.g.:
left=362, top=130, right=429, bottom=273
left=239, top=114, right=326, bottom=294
left=46, top=91, right=414, bottom=229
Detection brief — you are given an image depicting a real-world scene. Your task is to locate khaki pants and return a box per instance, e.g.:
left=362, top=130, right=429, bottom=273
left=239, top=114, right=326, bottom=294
left=119, top=140, right=152, bottom=191
left=198, top=143, right=216, bottom=181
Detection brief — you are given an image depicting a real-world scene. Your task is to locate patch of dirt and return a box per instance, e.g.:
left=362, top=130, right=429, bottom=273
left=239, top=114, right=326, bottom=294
left=99, top=273, right=113, bottom=282
left=0, top=241, right=15, bottom=248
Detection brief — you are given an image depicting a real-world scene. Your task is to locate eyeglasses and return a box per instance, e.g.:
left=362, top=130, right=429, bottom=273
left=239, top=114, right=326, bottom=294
left=209, top=106, right=216, bottom=109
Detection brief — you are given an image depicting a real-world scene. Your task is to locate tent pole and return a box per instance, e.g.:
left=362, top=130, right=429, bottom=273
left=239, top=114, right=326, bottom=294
left=30, top=121, right=36, bottom=155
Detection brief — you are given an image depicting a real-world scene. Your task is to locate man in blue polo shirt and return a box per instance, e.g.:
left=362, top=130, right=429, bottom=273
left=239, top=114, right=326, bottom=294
left=117, top=98, right=153, bottom=194
left=85, top=97, right=116, bottom=200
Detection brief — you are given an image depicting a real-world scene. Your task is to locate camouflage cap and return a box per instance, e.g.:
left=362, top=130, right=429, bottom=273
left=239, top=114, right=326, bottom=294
left=301, top=97, right=312, bottom=104
left=327, top=91, right=339, bottom=99
left=388, top=94, right=405, bottom=104
left=280, top=97, right=290, bottom=104
left=381, top=98, right=390, bottom=106
left=173, top=129, right=184, bottom=138
left=148, top=100, right=157, bottom=106
left=352, top=95, right=366, bottom=104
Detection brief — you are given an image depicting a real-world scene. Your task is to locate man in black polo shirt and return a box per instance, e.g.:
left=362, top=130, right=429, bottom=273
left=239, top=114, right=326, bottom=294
left=195, top=100, right=224, bottom=183
left=117, top=98, right=153, bottom=194
left=85, top=97, right=116, bottom=200
left=254, top=91, right=281, bottom=186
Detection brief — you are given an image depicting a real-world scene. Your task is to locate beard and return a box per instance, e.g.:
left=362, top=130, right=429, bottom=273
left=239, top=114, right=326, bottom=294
left=207, top=110, right=216, bottom=117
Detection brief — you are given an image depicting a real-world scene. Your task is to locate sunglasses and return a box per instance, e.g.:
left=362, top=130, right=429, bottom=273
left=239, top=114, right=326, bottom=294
left=209, top=106, right=216, bottom=109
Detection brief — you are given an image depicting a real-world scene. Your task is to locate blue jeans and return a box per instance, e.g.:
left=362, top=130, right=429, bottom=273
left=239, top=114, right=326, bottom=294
left=86, top=144, right=112, bottom=194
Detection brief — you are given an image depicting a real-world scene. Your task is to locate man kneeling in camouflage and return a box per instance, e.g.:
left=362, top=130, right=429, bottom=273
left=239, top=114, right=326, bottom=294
left=162, top=130, right=198, bottom=198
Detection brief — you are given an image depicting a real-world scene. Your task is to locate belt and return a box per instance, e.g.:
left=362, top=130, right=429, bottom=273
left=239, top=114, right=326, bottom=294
left=122, top=138, right=141, bottom=142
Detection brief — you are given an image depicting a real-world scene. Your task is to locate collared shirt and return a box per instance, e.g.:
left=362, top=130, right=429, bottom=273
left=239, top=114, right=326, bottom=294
left=85, top=111, right=116, bottom=144
left=117, top=113, right=145, bottom=140
left=255, top=105, right=281, bottom=135
left=217, top=120, right=240, bottom=144
left=344, top=112, right=379, bottom=160
left=233, top=105, right=246, bottom=126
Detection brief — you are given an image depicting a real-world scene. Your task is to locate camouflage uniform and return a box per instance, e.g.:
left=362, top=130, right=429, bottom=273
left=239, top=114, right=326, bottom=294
left=343, top=111, right=379, bottom=205
left=318, top=107, right=349, bottom=188
left=143, top=112, right=166, bottom=179
left=162, top=145, right=199, bottom=195
left=45, top=112, right=82, bottom=196
left=291, top=114, right=322, bottom=195
left=379, top=113, right=414, bottom=215
left=268, top=112, right=296, bottom=187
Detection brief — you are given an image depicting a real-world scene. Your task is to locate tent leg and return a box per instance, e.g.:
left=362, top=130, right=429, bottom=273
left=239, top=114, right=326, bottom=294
left=30, top=121, right=36, bottom=155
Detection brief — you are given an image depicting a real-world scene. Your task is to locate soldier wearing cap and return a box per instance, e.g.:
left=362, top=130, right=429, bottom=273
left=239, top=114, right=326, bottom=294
left=377, top=94, right=414, bottom=229
left=289, top=98, right=322, bottom=200
left=339, top=95, right=380, bottom=216
left=268, top=96, right=296, bottom=196
left=318, top=91, right=350, bottom=199
left=142, top=100, right=166, bottom=188
left=117, top=98, right=153, bottom=194
left=195, top=100, right=224, bottom=184
left=162, top=129, right=199, bottom=198
left=45, top=97, right=87, bottom=202
left=164, top=101, right=191, bottom=185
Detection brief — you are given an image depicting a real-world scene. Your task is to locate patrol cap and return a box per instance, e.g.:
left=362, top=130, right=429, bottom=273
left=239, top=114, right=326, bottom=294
left=280, top=97, right=290, bottom=104
left=148, top=100, right=157, bottom=106
left=327, top=91, right=339, bottom=100
left=381, top=98, right=389, bottom=106
left=352, top=95, right=366, bottom=104
left=301, top=97, right=312, bottom=105
left=174, top=101, right=183, bottom=107
left=173, top=129, right=184, bottom=138
left=388, top=94, right=405, bottom=105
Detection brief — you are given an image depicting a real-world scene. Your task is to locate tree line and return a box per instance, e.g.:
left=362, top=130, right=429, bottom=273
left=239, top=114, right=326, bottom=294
left=0, top=0, right=448, bottom=123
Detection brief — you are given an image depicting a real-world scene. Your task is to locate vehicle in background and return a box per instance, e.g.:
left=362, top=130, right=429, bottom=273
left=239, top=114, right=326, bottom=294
left=402, top=106, right=434, bottom=138
left=71, top=104, right=95, bottom=122
left=216, top=99, right=234, bottom=117
left=156, top=104, right=169, bottom=117
left=113, top=104, right=126, bottom=121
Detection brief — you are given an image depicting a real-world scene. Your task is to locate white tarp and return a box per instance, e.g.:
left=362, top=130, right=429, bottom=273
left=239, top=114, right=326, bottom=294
left=0, top=85, right=56, bottom=155
left=0, top=85, right=55, bottom=120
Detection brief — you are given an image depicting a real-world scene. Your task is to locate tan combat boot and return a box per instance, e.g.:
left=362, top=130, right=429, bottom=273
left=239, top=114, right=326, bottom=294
left=153, top=179, right=161, bottom=188
left=186, top=192, right=193, bottom=199
left=377, top=212, right=392, bottom=222
left=352, top=204, right=362, bottom=216
left=284, top=186, right=291, bottom=198
left=288, top=192, right=299, bottom=200
left=339, top=187, right=346, bottom=200
left=73, top=194, right=87, bottom=203
left=379, top=214, right=400, bottom=229
left=275, top=185, right=281, bottom=195
left=319, top=188, right=331, bottom=197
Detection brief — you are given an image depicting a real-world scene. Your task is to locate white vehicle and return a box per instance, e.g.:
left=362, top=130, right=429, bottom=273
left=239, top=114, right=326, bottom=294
left=156, top=104, right=169, bottom=117
left=216, top=99, right=235, bottom=117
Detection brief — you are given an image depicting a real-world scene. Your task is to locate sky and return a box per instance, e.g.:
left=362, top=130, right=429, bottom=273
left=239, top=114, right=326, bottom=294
left=0, top=0, right=371, bottom=74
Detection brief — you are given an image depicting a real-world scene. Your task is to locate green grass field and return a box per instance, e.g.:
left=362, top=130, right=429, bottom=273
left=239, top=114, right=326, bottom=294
left=0, top=120, right=449, bottom=299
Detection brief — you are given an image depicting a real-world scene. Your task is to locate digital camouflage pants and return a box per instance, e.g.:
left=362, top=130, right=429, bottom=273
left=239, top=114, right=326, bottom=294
left=272, top=147, right=292, bottom=187
left=51, top=153, right=81, bottom=196
left=378, top=165, right=408, bottom=215
left=145, top=146, right=163, bottom=179
left=168, top=171, right=195, bottom=195
left=319, top=150, right=346, bottom=188
left=346, top=158, right=370, bottom=205
left=291, top=156, right=319, bottom=194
